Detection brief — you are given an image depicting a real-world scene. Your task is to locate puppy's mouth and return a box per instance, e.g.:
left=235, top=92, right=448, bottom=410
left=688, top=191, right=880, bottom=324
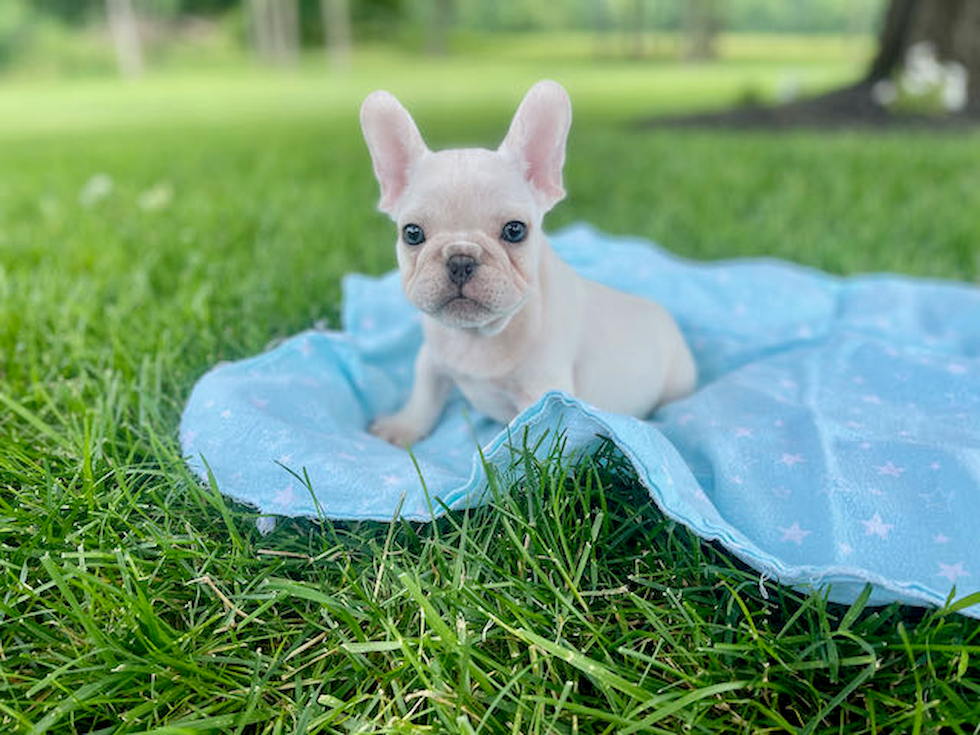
left=432, top=290, right=493, bottom=324
left=438, top=293, right=487, bottom=313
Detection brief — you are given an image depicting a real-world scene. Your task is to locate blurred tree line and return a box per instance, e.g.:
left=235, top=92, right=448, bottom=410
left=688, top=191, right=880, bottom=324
left=1, top=0, right=882, bottom=77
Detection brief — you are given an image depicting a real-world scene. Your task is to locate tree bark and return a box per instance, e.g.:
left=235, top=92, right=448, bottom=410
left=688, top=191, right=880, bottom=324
left=866, top=0, right=980, bottom=112
left=105, top=0, right=143, bottom=77
left=866, top=0, right=919, bottom=82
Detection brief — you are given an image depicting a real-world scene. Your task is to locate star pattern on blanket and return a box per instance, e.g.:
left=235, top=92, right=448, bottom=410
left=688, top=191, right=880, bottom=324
left=179, top=225, right=980, bottom=619
left=860, top=513, right=894, bottom=540
left=938, top=562, right=970, bottom=582
left=779, top=522, right=811, bottom=545
left=777, top=453, right=805, bottom=467
left=875, top=461, right=905, bottom=478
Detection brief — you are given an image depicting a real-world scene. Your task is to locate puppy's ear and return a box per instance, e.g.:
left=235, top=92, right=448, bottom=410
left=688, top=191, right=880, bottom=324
left=499, top=80, right=572, bottom=212
left=360, top=91, right=429, bottom=215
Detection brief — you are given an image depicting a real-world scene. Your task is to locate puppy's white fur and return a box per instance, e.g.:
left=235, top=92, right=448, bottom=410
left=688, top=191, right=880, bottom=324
left=361, top=80, right=696, bottom=445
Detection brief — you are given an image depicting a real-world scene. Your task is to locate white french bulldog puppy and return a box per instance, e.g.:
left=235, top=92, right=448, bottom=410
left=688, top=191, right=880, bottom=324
left=360, top=80, right=696, bottom=446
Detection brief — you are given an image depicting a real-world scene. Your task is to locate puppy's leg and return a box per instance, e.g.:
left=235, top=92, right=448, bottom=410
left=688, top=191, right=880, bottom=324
left=658, top=342, right=697, bottom=407
left=513, top=371, right=575, bottom=416
left=369, top=345, right=452, bottom=446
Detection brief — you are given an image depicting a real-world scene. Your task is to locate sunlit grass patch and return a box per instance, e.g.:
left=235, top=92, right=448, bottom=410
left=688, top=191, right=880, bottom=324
left=0, top=32, right=870, bottom=136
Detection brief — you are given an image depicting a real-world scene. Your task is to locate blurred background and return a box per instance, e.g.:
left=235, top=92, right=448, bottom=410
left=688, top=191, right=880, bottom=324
left=1, top=0, right=977, bottom=365
left=7, top=0, right=976, bottom=133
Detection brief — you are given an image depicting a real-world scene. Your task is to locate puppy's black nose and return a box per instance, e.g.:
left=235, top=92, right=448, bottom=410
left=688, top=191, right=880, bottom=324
left=447, top=254, right=478, bottom=286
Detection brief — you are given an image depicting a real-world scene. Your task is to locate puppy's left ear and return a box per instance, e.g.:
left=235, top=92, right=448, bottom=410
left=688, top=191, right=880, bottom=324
left=499, top=80, right=572, bottom=212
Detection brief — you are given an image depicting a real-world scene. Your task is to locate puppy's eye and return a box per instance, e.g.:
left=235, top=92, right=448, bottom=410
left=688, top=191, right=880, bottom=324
left=501, top=221, right=527, bottom=243
left=402, top=223, right=426, bottom=246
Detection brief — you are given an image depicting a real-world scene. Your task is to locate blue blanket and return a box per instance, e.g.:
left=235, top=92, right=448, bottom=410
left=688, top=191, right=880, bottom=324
left=180, top=225, right=980, bottom=617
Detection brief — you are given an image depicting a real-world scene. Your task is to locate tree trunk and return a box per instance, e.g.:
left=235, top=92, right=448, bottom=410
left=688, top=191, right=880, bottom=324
left=249, top=0, right=274, bottom=61
left=250, top=0, right=300, bottom=66
left=640, top=0, right=980, bottom=127
left=105, top=0, right=143, bottom=77
left=320, top=0, right=352, bottom=71
left=427, top=0, right=454, bottom=56
left=630, top=0, right=645, bottom=59
left=866, top=0, right=980, bottom=113
left=684, top=0, right=721, bottom=61
left=590, top=0, right=611, bottom=60
left=277, top=0, right=300, bottom=66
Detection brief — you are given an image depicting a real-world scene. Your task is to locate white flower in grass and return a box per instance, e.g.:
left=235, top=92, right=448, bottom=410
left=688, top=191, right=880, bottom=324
left=904, top=42, right=944, bottom=95
left=872, top=80, right=898, bottom=106
left=941, top=62, right=968, bottom=112
left=256, top=516, right=277, bottom=535
left=79, top=173, right=113, bottom=207
left=776, top=73, right=802, bottom=104
left=893, top=42, right=970, bottom=113
left=137, top=182, right=173, bottom=212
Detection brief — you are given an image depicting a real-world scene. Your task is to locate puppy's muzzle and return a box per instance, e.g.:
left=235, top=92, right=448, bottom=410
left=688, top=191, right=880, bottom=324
left=447, top=254, right=478, bottom=286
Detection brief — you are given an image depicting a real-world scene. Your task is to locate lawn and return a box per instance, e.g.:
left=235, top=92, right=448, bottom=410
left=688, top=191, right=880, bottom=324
left=1, top=35, right=979, bottom=733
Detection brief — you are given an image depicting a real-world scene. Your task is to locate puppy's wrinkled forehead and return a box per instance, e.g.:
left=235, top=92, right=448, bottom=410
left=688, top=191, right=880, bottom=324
left=398, top=149, right=536, bottom=229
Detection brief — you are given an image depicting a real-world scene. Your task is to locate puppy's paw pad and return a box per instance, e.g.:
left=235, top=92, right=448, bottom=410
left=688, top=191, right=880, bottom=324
left=368, top=415, right=427, bottom=447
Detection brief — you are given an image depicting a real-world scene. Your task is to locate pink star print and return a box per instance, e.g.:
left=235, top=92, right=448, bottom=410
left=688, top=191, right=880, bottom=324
left=860, top=512, right=894, bottom=539
left=937, top=562, right=970, bottom=582
left=273, top=485, right=296, bottom=506
left=734, top=427, right=754, bottom=438
left=875, top=461, right=905, bottom=478
left=778, top=453, right=805, bottom=467
left=779, top=522, right=812, bottom=545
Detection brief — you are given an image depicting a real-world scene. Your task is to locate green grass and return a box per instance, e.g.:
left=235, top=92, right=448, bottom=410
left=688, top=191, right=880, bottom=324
left=2, top=36, right=980, bottom=733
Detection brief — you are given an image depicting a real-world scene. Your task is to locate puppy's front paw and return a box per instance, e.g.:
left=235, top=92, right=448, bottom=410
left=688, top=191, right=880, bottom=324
left=368, top=413, right=428, bottom=447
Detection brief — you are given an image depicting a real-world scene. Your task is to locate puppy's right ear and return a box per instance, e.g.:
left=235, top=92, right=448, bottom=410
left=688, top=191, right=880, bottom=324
left=360, top=91, right=429, bottom=215
left=499, top=80, right=572, bottom=212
